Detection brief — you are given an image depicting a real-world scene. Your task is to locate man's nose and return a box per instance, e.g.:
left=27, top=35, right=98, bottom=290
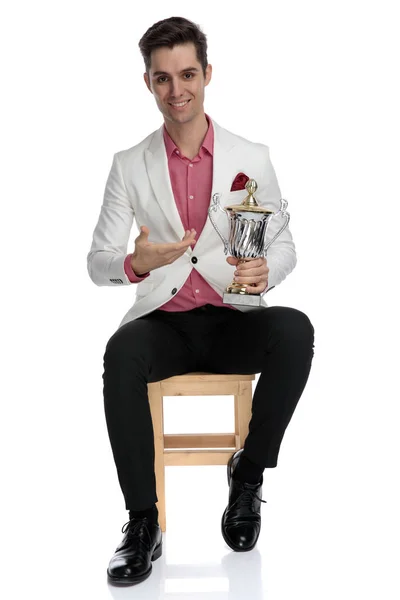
left=170, top=78, right=184, bottom=97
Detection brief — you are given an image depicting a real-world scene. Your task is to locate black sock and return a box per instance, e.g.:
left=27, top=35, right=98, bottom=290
left=233, top=453, right=264, bottom=485
left=128, top=504, right=158, bottom=524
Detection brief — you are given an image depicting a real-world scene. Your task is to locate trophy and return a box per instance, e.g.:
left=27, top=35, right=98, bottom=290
left=208, top=178, right=290, bottom=306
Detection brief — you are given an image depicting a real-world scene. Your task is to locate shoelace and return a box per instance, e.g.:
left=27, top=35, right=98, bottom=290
left=233, top=483, right=267, bottom=511
left=121, top=516, right=152, bottom=548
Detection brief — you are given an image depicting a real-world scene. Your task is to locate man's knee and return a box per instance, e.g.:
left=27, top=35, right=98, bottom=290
left=283, top=307, right=313, bottom=337
left=103, top=320, right=148, bottom=363
left=265, top=306, right=314, bottom=345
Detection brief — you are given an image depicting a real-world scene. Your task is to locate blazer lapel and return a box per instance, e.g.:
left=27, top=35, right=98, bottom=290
left=144, top=126, right=185, bottom=241
left=194, top=119, right=237, bottom=251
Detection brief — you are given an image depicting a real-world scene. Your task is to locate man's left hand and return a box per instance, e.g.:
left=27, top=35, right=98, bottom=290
left=226, top=256, right=269, bottom=294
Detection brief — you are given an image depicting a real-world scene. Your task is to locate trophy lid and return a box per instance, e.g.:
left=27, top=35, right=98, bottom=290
left=225, top=179, right=273, bottom=214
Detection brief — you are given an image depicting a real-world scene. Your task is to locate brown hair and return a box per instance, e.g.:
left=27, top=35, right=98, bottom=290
left=138, top=17, right=208, bottom=77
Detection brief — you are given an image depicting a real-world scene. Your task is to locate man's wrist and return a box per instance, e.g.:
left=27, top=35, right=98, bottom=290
left=124, top=254, right=150, bottom=282
left=131, top=257, right=149, bottom=277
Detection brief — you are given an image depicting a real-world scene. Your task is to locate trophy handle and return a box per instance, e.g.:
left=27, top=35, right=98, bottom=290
left=264, top=198, right=290, bottom=254
left=208, top=193, right=229, bottom=254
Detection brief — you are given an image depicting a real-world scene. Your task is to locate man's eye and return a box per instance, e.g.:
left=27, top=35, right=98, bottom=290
left=184, top=73, right=193, bottom=79
left=157, top=77, right=168, bottom=83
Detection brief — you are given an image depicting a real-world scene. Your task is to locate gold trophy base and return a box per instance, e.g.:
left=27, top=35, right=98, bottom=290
left=223, top=281, right=261, bottom=307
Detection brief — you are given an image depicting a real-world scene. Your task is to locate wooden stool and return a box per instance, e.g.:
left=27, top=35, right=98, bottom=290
left=147, top=372, right=255, bottom=532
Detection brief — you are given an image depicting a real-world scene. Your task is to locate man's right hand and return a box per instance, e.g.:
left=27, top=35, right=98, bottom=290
left=130, top=226, right=197, bottom=276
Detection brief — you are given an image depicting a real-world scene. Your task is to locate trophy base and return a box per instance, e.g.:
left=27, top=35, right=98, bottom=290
left=223, top=291, right=261, bottom=307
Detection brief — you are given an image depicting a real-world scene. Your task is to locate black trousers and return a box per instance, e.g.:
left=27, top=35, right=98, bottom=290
left=102, top=304, right=315, bottom=511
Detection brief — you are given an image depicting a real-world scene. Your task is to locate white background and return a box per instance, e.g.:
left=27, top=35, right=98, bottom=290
left=1, top=1, right=399, bottom=598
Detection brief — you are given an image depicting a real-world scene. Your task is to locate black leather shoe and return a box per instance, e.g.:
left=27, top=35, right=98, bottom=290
left=107, top=516, right=162, bottom=586
left=221, top=448, right=266, bottom=552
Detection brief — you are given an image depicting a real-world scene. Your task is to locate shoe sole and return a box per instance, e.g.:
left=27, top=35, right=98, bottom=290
left=107, top=541, right=162, bottom=586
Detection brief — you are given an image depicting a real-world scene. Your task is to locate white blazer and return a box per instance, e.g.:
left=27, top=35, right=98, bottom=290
left=87, top=117, right=297, bottom=329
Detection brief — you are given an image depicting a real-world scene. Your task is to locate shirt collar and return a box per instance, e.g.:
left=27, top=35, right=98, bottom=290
left=163, top=113, right=214, bottom=159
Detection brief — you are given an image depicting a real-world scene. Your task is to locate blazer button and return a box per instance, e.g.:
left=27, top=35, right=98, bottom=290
left=191, top=256, right=198, bottom=264
left=171, top=288, right=177, bottom=295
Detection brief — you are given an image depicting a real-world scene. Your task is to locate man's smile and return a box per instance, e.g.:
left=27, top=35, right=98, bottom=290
left=168, top=99, right=191, bottom=108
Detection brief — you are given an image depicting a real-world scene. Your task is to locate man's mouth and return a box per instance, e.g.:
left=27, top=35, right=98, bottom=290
left=169, top=99, right=191, bottom=108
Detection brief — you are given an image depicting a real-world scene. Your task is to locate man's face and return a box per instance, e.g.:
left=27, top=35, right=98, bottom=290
left=144, top=43, right=212, bottom=125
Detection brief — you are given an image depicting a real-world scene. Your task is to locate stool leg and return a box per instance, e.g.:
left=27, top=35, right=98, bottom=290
left=234, top=380, right=253, bottom=449
left=147, top=382, right=166, bottom=532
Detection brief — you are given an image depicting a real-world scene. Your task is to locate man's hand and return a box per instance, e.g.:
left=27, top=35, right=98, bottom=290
left=226, top=256, right=269, bottom=294
left=131, top=226, right=197, bottom=276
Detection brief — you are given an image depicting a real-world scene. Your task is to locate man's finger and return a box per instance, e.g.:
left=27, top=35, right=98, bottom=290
left=139, top=225, right=150, bottom=237
left=159, top=238, right=196, bottom=255
left=182, top=228, right=197, bottom=241
left=234, top=267, right=269, bottom=279
left=161, top=231, right=197, bottom=251
left=135, top=226, right=150, bottom=244
left=236, top=257, right=266, bottom=270
left=244, top=283, right=265, bottom=294
left=235, top=275, right=266, bottom=286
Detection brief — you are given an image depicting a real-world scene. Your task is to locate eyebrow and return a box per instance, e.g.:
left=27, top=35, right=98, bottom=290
left=152, top=67, right=200, bottom=77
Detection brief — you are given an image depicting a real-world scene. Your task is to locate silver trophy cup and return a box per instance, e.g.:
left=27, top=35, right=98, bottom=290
left=208, top=178, right=290, bottom=306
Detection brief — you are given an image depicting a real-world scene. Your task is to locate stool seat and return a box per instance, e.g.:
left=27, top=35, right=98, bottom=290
left=148, top=372, right=255, bottom=532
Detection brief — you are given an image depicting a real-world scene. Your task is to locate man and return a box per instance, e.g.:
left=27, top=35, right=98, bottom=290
left=87, top=16, right=314, bottom=587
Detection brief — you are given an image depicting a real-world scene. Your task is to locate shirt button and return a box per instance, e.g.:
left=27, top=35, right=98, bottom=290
left=175, top=150, right=179, bottom=154
left=189, top=164, right=193, bottom=167
left=189, top=195, right=194, bottom=199
left=195, top=289, right=200, bottom=294
left=191, top=256, right=198, bottom=264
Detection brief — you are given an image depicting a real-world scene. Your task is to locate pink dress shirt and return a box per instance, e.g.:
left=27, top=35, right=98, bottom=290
left=124, top=115, right=237, bottom=311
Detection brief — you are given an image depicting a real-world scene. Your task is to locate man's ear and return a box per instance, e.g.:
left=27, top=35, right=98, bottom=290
left=144, top=72, right=153, bottom=94
left=204, top=64, right=212, bottom=87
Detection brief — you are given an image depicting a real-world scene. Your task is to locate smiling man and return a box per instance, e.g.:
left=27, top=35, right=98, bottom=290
left=87, top=16, right=315, bottom=587
left=145, top=46, right=211, bottom=137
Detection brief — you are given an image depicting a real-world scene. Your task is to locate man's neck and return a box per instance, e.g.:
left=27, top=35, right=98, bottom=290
left=164, top=112, right=209, bottom=160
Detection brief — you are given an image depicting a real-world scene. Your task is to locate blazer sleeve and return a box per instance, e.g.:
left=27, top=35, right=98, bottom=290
left=259, top=146, right=297, bottom=294
left=87, top=152, right=136, bottom=286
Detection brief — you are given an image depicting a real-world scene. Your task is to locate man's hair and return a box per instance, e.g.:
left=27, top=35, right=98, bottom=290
left=138, top=17, right=208, bottom=77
